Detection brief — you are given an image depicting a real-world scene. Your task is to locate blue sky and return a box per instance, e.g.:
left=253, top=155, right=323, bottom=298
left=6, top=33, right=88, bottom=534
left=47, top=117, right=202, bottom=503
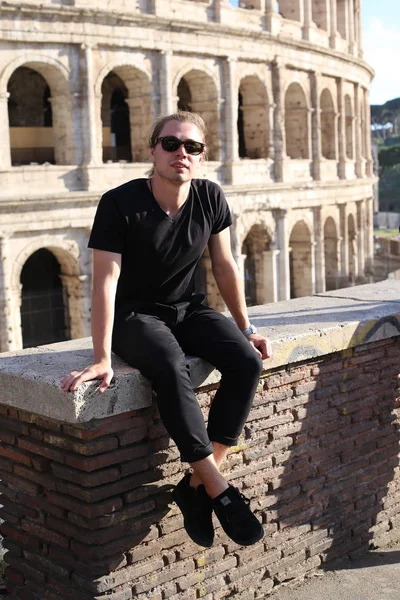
left=229, top=1, right=399, bottom=105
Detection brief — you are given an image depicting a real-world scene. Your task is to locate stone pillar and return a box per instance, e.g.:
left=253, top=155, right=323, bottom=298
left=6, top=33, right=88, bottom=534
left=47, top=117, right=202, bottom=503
left=275, top=209, right=291, bottom=301
left=49, top=95, right=74, bottom=165
left=310, top=71, right=322, bottom=181
left=364, top=87, right=373, bottom=177
left=329, top=0, right=337, bottom=49
left=222, top=57, right=239, bottom=183
left=265, top=0, right=281, bottom=34
left=337, top=77, right=346, bottom=179
left=160, top=51, right=174, bottom=115
left=356, top=201, right=365, bottom=280
left=81, top=44, right=101, bottom=166
left=365, top=197, right=374, bottom=280
left=314, top=208, right=325, bottom=293
left=354, top=83, right=363, bottom=178
left=348, top=0, right=355, bottom=54
left=262, top=250, right=279, bottom=303
left=59, top=274, right=91, bottom=340
left=303, top=0, right=313, bottom=40
left=272, top=59, right=285, bottom=182
left=339, top=203, right=349, bottom=286
left=0, top=235, right=14, bottom=352
left=0, top=93, right=11, bottom=169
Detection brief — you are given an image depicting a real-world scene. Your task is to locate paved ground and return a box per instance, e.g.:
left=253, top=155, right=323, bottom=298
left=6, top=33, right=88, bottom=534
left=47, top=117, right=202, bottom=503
left=270, top=543, right=400, bottom=600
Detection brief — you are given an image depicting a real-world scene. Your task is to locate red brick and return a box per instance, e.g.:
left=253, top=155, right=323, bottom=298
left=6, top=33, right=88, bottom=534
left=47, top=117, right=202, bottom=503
left=0, top=469, right=41, bottom=495
left=13, top=464, right=56, bottom=490
left=0, top=443, right=33, bottom=466
left=64, top=444, right=149, bottom=472
left=17, top=437, right=65, bottom=463
left=118, top=426, right=147, bottom=446
left=21, top=519, right=69, bottom=548
left=42, top=431, right=119, bottom=455
left=0, top=455, right=13, bottom=472
left=23, top=548, right=70, bottom=579
left=45, top=490, right=123, bottom=519
left=51, top=462, right=121, bottom=487
left=60, top=470, right=156, bottom=503
left=62, top=414, right=144, bottom=440
left=0, top=428, right=16, bottom=444
left=0, top=415, right=30, bottom=435
left=67, top=498, right=156, bottom=530
left=4, top=565, right=25, bottom=585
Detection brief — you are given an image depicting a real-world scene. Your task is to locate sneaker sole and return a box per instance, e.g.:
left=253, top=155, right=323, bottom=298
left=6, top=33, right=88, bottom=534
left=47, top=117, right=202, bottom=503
left=172, top=488, right=214, bottom=548
left=233, top=525, right=264, bottom=547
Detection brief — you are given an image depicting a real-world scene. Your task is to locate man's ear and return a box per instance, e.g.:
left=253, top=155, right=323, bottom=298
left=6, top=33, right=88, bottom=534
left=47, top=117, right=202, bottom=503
left=150, top=146, right=155, bottom=162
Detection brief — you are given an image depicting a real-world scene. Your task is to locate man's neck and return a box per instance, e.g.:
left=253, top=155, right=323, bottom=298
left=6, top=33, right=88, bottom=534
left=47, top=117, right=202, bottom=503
left=149, top=175, right=191, bottom=216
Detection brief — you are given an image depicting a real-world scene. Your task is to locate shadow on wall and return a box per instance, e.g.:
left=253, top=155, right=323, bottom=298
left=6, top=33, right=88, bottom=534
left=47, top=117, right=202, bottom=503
left=259, top=315, right=400, bottom=584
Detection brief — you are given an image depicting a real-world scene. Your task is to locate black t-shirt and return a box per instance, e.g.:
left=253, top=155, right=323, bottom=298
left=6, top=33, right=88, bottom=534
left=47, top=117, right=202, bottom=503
left=88, top=178, right=232, bottom=311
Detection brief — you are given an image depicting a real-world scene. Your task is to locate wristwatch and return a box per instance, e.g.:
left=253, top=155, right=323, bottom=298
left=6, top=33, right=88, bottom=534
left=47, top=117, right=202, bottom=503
left=242, top=323, right=258, bottom=337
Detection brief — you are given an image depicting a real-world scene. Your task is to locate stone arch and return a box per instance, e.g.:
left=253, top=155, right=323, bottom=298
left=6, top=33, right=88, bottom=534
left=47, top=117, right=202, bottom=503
left=278, top=0, right=301, bottom=21
left=238, top=76, right=269, bottom=159
left=285, top=82, right=309, bottom=159
left=320, top=88, right=336, bottom=160
left=3, top=58, right=74, bottom=165
left=13, top=238, right=86, bottom=346
left=324, top=216, right=339, bottom=291
left=241, top=224, right=273, bottom=306
left=289, top=220, right=313, bottom=298
left=312, top=0, right=329, bottom=30
left=348, top=213, right=357, bottom=284
left=176, top=69, right=220, bottom=161
left=97, top=65, right=152, bottom=163
left=20, top=248, right=69, bottom=348
left=345, top=94, right=354, bottom=159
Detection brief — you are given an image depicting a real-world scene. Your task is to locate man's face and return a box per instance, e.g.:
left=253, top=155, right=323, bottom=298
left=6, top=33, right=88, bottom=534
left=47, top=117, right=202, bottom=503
left=150, top=121, right=205, bottom=183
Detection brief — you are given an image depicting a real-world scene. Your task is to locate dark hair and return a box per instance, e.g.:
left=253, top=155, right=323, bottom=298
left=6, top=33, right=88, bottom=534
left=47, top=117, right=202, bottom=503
left=149, top=111, right=207, bottom=148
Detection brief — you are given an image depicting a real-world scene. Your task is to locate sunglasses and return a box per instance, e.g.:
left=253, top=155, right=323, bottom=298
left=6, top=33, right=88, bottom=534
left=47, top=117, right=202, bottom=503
left=154, top=136, right=205, bottom=155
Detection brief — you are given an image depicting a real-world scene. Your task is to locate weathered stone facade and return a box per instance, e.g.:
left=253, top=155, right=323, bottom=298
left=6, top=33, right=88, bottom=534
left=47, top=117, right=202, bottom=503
left=0, top=0, right=375, bottom=352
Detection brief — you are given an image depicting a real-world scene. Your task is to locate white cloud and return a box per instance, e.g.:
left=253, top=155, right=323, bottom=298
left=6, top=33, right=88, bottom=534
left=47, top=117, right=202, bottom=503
left=363, top=17, right=400, bottom=104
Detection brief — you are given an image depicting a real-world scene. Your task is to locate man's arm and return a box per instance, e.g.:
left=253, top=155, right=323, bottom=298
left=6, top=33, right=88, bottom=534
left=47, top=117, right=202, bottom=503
left=208, top=228, right=271, bottom=360
left=60, top=249, right=121, bottom=393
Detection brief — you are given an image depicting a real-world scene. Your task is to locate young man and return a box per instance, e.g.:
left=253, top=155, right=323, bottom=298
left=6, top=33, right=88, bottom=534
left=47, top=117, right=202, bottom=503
left=61, top=112, right=272, bottom=548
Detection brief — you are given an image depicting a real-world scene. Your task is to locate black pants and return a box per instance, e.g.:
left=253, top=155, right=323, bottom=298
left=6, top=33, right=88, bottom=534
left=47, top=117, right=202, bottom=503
left=112, top=302, right=263, bottom=463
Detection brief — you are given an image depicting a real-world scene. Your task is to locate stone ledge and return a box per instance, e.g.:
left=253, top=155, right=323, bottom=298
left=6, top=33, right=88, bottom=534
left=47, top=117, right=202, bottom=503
left=1, top=280, right=399, bottom=424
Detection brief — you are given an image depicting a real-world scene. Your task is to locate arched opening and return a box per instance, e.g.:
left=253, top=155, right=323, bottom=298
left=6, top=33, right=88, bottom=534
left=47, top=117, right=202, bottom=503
left=348, top=213, right=357, bottom=285
left=312, top=0, right=328, bottom=30
left=8, top=67, right=54, bottom=165
left=237, top=76, right=269, bottom=160
left=101, top=72, right=132, bottom=162
left=278, top=0, right=301, bottom=21
left=241, top=224, right=272, bottom=306
left=337, top=0, right=348, bottom=39
left=345, top=95, right=354, bottom=159
left=324, top=217, right=339, bottom=291
left=20, top=249, right=69, bottom=348
left=176, top=70, right=220, bottom=161
left=320, top=89, right=336, bottom=160
left=285, top=83, right=309, bottom=159
left=289, top=221, right=313, bottom=298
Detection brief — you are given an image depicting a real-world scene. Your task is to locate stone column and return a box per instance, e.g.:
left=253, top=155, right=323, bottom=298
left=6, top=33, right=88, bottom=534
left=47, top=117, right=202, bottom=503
left=81, top=44, right=101, bottom=166
left=356, top=201, right=365, bottom=280
left=222, top=57, right=239, bottom=183
left=265, top=0, right=281, bottom=34
left=303, top=0, right=313, bottom=40
left=329, top=0, right=338, bottom=49
left=364, top=88, right=373, bottom=177
left=311, top=71, right=322, bottom=181
left=160, top=51, right=174, bottom=115
left=0, top=93, right=12, bottom=169
left=314, top=208, right=325, bottom=293
left=275, top=209, right=291, bottom=301
left=0, top=235, right=14, bottom=352
left=354, top=83, right=363, bottom=178
left=59, top=274, right=91, bottom=340
left=348, top=0, right=355, bottom=54
left=337, top=77, right=346, bottom=179
left=49, top=94, right=74, bottom=165
left=272, top=59, right=285, bottom=182
left=365, top=197, right=374, bottom=280
left=339, top=203, right=349, bottom=286
left=262, top=250, right=279, bottom=303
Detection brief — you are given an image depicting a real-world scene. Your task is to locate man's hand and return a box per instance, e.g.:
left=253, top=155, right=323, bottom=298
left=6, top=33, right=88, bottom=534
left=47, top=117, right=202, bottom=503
left=247, top=334, right=272, bottom=360
left=60, top=361, right=114, bottom=393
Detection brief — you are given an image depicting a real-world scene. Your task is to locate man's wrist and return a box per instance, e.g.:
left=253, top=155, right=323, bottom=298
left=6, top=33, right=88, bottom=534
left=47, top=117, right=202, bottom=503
left=242, top=323, right=258, bottom=337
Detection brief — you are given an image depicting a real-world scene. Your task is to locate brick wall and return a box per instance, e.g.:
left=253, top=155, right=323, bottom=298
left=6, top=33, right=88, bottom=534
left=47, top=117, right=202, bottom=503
left=0, top=336, right=399, bottom=599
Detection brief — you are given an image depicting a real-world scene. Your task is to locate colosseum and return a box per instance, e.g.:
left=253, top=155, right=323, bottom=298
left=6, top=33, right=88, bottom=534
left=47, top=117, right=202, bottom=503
left=0, top=0, right=374, bottom=353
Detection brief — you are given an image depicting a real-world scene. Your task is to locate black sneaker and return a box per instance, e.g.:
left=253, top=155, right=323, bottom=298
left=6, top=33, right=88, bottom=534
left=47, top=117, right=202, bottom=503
left=212, top=485, right=264, bottom=546
left=172, top=473, right=214, bottom=547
